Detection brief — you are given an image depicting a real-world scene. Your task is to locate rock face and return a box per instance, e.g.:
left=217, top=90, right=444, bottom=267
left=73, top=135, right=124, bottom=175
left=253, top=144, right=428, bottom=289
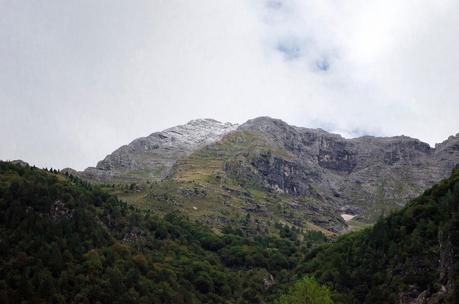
left=233, top=117, right=459, bottom=220
left=10, top=160, right=30, bottom=167
left=80, top=119, right=237, bottom=182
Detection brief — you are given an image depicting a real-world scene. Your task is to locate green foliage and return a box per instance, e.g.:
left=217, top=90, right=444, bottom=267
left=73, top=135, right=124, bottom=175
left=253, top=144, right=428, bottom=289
left=0, top=161, right=321, bottom=303
left=297, top=167, right=459, bottom=303
left=2, top=161, right=458, bottom=303
left=274, top=276, right=333, bottom=304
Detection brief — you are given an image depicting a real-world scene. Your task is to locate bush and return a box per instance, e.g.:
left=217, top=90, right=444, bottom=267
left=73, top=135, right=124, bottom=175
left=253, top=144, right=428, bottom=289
left=274, top=277, right=333, bottom=304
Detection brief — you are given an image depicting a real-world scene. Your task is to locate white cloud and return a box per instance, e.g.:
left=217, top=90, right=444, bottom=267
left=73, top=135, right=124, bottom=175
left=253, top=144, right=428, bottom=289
left=1, top=0, right=458, bottom=169
left=257, top=0, right=459, bottom=140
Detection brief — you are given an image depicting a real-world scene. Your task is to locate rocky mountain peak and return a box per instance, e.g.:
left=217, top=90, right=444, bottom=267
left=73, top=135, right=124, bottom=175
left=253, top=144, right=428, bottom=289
left=186, top=118, right=234, bottom=127
left=239, top=116, right=289, bottom=130
left=81, top=119, right=237, bottom=182
left=435, top=133, right=459, bottom=151
left=159, top=118, right=238, bottom=147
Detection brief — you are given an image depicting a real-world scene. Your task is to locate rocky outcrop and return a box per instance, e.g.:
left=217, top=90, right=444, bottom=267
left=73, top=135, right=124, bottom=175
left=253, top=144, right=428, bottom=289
left=61, top=167, right=78, bottom=176
left=232, top=117, right=459, bottom=221
left=10, top=160, right=30, bottom=167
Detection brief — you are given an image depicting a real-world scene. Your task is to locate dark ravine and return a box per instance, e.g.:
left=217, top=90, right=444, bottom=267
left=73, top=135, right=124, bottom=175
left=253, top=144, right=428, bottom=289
left=66, top=117, right=459, bottom=229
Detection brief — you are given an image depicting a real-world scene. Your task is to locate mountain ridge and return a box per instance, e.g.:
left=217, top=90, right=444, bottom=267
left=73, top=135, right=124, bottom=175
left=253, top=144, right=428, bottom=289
left=70, top=116, right=459, bottom=183
left=63, top=117, right=459, bottom=231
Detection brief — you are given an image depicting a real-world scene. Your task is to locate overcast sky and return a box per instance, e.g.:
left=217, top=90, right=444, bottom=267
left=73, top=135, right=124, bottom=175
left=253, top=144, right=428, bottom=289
left=1, top=0, right=459, bottom=170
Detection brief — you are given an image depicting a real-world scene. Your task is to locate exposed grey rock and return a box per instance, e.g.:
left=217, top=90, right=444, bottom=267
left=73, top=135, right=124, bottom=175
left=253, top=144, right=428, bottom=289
left=10, top=160, right=29, bottom=167
left=48, top=200, right=73, bottom=224
left=176, top=187, right=207, bottom=197
left=61, top=167, right=78, bottom=176
left=79, top=119, right=237, bottom=182
left=263, top=273, right=275, bottom=289
left=234, top=117, right=459, bottom=221
left=434, top=133, right=459, bottom=172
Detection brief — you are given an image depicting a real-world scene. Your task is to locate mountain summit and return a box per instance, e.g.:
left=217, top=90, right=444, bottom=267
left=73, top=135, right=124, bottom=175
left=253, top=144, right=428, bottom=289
left=79, top=119, right=237, bottom=182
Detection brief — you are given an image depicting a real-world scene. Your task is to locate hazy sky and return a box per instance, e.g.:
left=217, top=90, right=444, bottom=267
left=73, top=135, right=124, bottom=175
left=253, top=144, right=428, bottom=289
left=1, top=0, right=459, bottom=170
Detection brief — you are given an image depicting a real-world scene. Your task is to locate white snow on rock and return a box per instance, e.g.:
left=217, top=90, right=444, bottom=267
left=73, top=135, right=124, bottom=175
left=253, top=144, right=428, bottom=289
left=341, top=214, right=356, bottom=222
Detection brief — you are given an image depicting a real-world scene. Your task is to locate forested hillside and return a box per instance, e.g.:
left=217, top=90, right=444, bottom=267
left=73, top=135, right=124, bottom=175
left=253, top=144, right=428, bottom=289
left=0, top=162, right=325, bottom=303
left=1, top=161, right=458, bottom=303
left=298, top=167, right=459, bottom=303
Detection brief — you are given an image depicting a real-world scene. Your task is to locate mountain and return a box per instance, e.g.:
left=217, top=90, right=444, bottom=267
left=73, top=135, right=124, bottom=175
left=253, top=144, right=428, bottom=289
left=68, top=117, right=459, bottom=232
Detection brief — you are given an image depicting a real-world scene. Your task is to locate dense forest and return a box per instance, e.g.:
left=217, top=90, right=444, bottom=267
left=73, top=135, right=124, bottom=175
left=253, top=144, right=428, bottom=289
left=0, top=161, right=458, bottom=303
left=0, top=162, right=327, bottom=303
